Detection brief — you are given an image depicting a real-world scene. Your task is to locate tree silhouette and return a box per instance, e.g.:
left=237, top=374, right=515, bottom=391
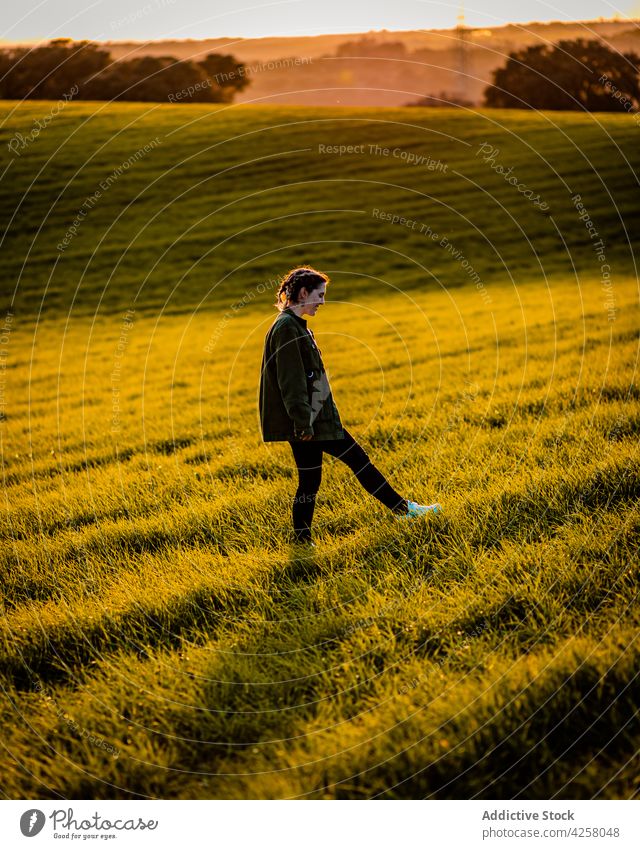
left=0, top=39, right=111, bottom=99
left=0, top=40, right=249, bottom=103
left=83, top=55, right=213, bottom=102
left=198, top=53, right=250, bottom=101
left=484, top=39, right=640, bottom=111
left=335, top=38, right=408, bottom=59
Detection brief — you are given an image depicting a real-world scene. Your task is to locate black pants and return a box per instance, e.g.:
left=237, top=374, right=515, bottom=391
left=288, top=427, right=408, bottom=541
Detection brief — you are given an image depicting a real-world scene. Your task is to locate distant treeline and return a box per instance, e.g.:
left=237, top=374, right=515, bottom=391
left=3, top=35, right=638, bottom=111
left=484, top=39, right=640, bottom=111
left=336, top=36, right=640, bottom=111
left=0, top=38, right=250, bottom=102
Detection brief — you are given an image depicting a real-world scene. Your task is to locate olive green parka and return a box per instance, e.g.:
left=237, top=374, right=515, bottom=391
left=259, top=306, right=344, bottom=442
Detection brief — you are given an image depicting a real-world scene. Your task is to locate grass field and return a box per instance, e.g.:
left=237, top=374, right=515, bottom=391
left=0, top=102, right=639, bottom=799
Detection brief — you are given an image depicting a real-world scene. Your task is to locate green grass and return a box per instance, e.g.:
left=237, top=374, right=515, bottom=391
left=1, top=103, right=639, bottom=317
left=0, top=102, right=638, bottom=799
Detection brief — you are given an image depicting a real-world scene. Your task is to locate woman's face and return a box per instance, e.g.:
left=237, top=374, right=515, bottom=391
left=297, top=282, right=326, bottom=316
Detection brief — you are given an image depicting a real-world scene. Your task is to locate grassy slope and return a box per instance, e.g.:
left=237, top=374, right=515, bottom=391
left=1, top=103, right=639, bottom=317
left=0, top=102, right=638, bottom=799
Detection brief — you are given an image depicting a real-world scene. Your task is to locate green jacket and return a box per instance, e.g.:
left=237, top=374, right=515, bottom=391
left=259, top=307, right=344, bottom=442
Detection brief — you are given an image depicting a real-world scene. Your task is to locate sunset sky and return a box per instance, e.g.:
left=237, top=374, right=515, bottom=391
left=1, top=0, right=638, bottom=42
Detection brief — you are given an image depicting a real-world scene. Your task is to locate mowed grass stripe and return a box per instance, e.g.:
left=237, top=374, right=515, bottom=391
left=1, top=489, right=636, bottom=692
left=1, top=104, right=638, bottom=798
left=1, top=105, right=639, bottom=317
left=2, top=547, right=636, bottom=798
left=1, top=426, right=637, bottom=601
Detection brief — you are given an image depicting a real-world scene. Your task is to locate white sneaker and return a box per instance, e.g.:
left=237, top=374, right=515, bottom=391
left=292, top=537, right=316, bottom=548
left=397, top=500, right=442, bottom=519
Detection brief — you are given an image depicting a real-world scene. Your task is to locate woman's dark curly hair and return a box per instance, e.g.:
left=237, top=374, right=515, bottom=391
left=274, top=266, right=330, bottom=311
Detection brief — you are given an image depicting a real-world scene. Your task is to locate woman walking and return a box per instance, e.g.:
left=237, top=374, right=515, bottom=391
left=259, top=266, right=441, bottom=546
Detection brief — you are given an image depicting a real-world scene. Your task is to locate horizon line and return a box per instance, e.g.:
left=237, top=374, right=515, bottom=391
left=2, top=15, right=639, bottom=47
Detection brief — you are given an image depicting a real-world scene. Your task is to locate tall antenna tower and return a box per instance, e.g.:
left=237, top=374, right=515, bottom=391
left=455, top=3, right=469, bottom=102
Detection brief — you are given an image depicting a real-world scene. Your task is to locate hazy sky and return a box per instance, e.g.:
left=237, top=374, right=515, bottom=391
left=1, top=0, right=638, bottom=43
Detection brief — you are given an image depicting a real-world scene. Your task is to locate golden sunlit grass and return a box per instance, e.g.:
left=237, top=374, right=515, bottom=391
left=1, top=101, right=638, bottom=798
left=1, top=270, right=638, bottom=798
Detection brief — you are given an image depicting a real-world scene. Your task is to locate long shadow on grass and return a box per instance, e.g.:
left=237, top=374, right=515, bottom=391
left=2, top=537, right=352, bottom=691
left=158, top=533, right=491, bottom=775
left=2, top=579, right=256, bottom=690
left=162, top=542, right=348, bottom=766
left=0, top=517, right=460, bottom=695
